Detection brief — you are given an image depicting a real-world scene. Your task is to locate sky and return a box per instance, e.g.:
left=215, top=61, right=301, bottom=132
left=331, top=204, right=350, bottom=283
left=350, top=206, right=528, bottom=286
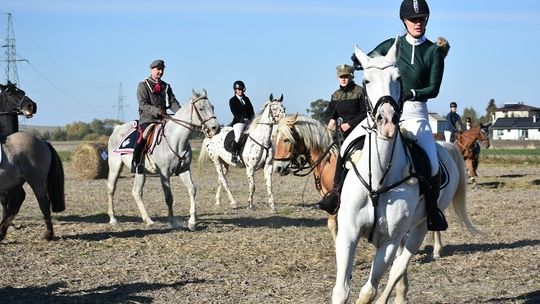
left=1, top=0, right=539, bottom=127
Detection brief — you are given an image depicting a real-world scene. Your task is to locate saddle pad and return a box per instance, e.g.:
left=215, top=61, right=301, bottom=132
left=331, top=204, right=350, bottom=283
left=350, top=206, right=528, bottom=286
left=112, top=122, right=163, bottom=155
left=113, top=122, right=138, bottom=154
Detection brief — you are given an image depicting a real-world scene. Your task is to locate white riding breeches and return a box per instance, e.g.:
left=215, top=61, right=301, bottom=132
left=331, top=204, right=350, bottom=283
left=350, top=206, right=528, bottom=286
left=233, top=123, right=246, bottom=142
left=401, top=101, right=439, bottom=176
left=444, top=131, right=452, bottom=142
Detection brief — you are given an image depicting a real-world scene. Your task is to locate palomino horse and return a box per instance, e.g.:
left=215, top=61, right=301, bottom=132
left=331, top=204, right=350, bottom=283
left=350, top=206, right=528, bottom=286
left=107, top=89, right=219, bottom=230
left=332, top=38, right=479, bottom=304
left=198, top=94, right=285, bottom=210
left=0, top=82, right=65, bottom=241
left=273, top=113, right=340, bottom=237
left=455, top=126, right=490, bottom=188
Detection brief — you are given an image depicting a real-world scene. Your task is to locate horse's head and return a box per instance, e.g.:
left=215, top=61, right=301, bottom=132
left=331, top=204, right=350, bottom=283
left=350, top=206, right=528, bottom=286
left=186, top=89, right=220, bottom=137
left=479, top=123, right=491, bottom=148
left=265, top=94, right=285, bottom=124
left=354, top=37, right=402, bottom=139
left=273, top=113, right=300, bottom=175
left=0, top=81, right=37, bottom=118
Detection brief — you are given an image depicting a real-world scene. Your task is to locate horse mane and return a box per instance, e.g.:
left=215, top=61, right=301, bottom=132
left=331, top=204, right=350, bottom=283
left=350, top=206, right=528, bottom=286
left=276, top=114, right=336, bottom=154
left=245, top=100, right=270, bottom=133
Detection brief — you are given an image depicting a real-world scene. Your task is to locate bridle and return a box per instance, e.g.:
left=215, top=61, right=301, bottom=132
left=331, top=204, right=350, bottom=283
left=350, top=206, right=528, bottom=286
left=246, top=100, right=284, bottom=152
left=350, top=70, right=416, bottom=242
left=163, top=94, right=217, bottom=137
left=0, top=87, right=27, bottom=116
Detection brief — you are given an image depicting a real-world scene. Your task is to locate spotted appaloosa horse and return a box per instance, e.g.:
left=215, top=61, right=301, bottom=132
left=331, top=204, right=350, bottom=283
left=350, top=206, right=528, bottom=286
left=455, top=125, right=490, bottom=188
left=198, top=94, right=285, bottom=210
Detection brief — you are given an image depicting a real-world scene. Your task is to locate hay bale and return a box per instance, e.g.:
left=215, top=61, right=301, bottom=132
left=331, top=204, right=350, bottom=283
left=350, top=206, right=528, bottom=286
left=72, top=142, right=109, bottom=179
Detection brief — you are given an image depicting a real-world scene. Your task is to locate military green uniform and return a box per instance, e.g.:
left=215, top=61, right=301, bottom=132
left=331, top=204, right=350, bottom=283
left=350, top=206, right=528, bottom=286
left=323, top=65, right=367, bottom=137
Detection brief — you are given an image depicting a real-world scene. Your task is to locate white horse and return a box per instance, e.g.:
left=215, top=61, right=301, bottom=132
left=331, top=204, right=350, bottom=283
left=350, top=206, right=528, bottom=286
left=332, top=38, right=480, bottom=304
left=107, top=89, right=220, bottom=231
left=198, top=94, right=285, bottom=210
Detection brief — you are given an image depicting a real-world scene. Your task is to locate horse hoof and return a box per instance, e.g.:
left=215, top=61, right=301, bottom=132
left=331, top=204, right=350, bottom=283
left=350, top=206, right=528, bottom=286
left=187, top=221, right=196, bottom=232
left=109, top=218, right=119, bottom=226
left=145, top=219, right=155, bottom=226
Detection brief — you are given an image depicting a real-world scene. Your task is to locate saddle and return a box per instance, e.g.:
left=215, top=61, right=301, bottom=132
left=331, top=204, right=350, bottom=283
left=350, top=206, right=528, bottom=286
left=402, top=136, right=449, bottom=194
left=113, top=121, right=163, bottom=155
left=224, top=130, right=248, bottom=155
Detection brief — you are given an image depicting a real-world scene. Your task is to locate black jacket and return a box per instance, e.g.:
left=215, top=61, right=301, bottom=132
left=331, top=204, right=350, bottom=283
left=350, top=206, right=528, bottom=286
left=229, top=95, right=255, bottom=125
left=323, top=81, right=367, bottom=137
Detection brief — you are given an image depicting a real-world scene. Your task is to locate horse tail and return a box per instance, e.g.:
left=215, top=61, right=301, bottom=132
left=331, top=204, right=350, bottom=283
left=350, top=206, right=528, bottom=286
left=45, top=142, right=66, bottom=212
left=445, top=143, right=482, bottom=236
left=197, top=139, right=210, bottom=164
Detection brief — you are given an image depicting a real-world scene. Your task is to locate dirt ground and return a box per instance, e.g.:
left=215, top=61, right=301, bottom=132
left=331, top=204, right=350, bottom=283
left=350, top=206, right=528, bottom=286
left=0, top=159, right=538, bottom=304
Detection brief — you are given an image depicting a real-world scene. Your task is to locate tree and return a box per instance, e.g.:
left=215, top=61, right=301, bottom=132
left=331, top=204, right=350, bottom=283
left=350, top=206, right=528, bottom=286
left=306, top=98, right=329, bottom=121
left=479, top=98, right=497, bottom=125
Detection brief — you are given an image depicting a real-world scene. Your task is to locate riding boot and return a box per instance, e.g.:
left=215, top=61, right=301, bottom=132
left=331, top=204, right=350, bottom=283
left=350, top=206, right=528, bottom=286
left=131, top=139, right=146, bottom=174
left=230, top=141, right=239, bottom=163
left=425, top=171, right=448, bottom=231
left=314, top=154, right=347, bottom=215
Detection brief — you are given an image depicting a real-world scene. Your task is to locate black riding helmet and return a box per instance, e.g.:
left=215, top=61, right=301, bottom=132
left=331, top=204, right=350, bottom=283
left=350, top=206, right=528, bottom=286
left=233, top=80, right=246, bottom=92
left=400, top=0, right=430, bottom=20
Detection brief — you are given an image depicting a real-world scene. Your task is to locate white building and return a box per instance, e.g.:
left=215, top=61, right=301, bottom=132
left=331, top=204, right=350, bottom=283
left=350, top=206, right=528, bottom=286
left=491, top=103, right=540, bottom=140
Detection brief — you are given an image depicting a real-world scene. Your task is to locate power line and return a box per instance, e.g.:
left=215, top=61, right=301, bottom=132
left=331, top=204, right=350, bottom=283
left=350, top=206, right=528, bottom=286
left=113, top=81, right=128, bottom=122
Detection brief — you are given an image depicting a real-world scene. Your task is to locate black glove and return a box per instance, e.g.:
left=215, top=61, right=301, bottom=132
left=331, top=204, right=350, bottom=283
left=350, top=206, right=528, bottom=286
left=351, top=53, right=362, bottom=70
left=402, top=90, right=414, bottom=101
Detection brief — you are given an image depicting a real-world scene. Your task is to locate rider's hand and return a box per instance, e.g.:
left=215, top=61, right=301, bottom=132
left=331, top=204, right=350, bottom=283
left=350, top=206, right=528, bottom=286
left=340, top=123, right=351, bottom=133
left=402, top=90, right=414, bottom=101
left=327, top=119, right=336, bottom=130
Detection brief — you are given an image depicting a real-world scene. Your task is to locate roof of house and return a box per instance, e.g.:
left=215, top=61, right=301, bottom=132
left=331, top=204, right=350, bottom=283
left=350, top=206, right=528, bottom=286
left=428, top=112, right=445, bottom=121
left=492, top=117, right=540, bottom=129
left=496, top=103, right=540, bottom=112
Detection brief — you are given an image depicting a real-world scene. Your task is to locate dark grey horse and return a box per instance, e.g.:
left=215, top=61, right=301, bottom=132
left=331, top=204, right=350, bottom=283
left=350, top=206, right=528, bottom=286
left=0, top=82, right=64, bottom=241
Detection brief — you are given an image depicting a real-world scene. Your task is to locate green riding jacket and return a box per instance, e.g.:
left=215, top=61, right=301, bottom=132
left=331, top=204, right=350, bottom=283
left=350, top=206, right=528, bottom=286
left=370, top=35, right=444, bottom=102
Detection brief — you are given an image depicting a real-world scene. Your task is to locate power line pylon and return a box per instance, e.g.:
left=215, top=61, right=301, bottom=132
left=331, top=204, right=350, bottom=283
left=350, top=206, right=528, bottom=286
left=1, top=13, right=27, bottom=85
left=115, top=82, right=127, bottom=122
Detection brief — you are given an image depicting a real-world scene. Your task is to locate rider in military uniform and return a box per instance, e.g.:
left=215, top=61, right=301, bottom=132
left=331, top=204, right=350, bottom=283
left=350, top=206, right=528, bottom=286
left=131, top=59, right=181, bottom=174
left=314, top=64, right=367, bottom=214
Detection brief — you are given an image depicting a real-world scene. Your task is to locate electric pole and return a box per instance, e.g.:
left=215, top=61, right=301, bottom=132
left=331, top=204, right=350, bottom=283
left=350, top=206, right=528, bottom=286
left=1, top=13, right=27, bottom=85
left=115, top=82, right=127, bottom=122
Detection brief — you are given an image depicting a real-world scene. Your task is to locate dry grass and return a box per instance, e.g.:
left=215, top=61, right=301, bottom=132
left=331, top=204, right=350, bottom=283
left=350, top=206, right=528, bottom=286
left=0, top=162, right=538, bottom=303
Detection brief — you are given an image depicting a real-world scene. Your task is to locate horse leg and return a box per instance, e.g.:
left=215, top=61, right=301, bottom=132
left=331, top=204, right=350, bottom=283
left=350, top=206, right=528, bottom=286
left=179, top=170, right=197, bottom=231
left=131, top=174, right=154, bottom=225
left=215, top=161, right=238, bottom=208
left=263, top=163, right=275, bottom=211
left=30, top=185, right=55, bottom=241
left=328, top=214, right=338, bottom=242
left=246, top=166, right=256, bottom=209
left=357, top=239, right=401, bottom=304
left=107, top=155, right=124, bottom=225
left=332, top=214, right=361, bottom=304
left=432, top=231, right=443, bottom=259
left=0, top=187, right=25, bottom=241
left=377, top=224, right=428, bottom=304
left=159, top=173, right=180, bottom=229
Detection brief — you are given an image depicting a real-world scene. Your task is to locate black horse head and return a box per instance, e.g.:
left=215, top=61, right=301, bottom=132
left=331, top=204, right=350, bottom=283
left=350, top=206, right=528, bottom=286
left=0, top=81, right=37, bottom=136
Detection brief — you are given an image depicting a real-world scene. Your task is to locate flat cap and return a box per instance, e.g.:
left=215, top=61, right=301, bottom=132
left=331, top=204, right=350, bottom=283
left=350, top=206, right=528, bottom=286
left=336, top=64, right=354, bottom=77
left=150, top=59, right=165, bottom=68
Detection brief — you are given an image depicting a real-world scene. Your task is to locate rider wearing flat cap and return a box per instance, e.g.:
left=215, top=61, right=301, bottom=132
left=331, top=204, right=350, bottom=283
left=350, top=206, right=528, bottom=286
left=131, top=59, right=181, bottom=174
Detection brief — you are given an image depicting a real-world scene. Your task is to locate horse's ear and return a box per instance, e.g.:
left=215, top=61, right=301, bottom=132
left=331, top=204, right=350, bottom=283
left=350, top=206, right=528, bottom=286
left=192, top=88, right=199, bottom=98
left=279, top=94, right=283, bottom=102
left=286, top=113, right=298, bottom=126
left=354, top=45, right=369, bottom=67
left=269, top=93, right=274, bottom=101
left=386, top=36, right=400, bottom=63
left=201, top=88, right=207, bottom=97
left=292, top=112, right=298, bottom=121
left=0, top=83, right=4, bottom=91
left=7, top=80, right=13, bottom=86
